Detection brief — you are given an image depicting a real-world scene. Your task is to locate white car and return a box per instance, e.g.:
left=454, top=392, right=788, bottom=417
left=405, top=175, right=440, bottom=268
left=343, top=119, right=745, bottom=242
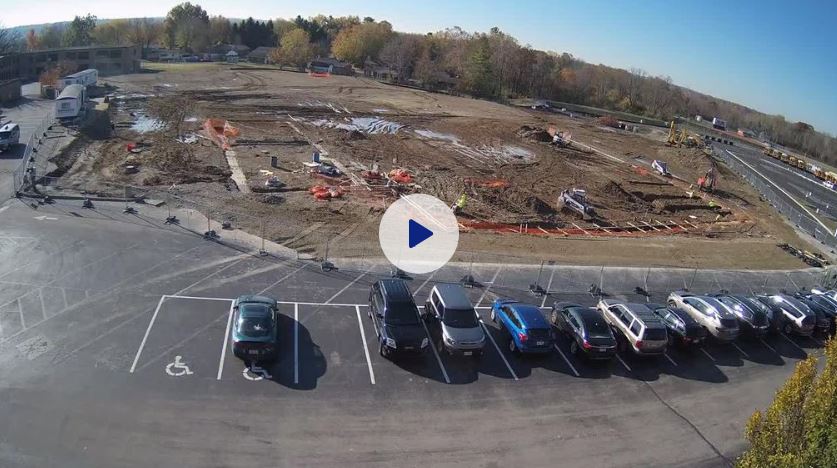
left=667, top=292, right=739, bottom=342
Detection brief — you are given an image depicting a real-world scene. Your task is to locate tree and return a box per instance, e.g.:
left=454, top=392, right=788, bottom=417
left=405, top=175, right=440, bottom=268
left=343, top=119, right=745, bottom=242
left=25, top=29, right=40, bottom=51
left=93, top=19, right=131, bottom=46
left=270, top=28, right=313, bottom=71
left=461, top=36, right=496, bottom=99
left=738, top=338, right=837, bottom=467
left=331, top=21, right=393, bottom=66
left=208, top=16, right=232, bottom=45
left=39, top=24, right=65, bottom=49
left=0, top=23, right=22, bottom=55
left=164, top=2, right=209, bottom=50
left=63, top=14, right=97, bottom=47
left=379, top=34, right=422, bottom=82
left=273, top=18, right=298, bottom=42
left=128, top=18, right=164, bottom=56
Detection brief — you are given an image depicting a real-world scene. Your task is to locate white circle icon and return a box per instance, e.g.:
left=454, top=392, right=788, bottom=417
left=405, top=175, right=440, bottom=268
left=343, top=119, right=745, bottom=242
left=378, top=194, right=459, bottom=274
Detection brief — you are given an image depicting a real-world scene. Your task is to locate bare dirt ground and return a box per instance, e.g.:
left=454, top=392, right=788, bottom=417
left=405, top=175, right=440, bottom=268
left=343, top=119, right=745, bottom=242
left=49, top=63, right=815, bottom=269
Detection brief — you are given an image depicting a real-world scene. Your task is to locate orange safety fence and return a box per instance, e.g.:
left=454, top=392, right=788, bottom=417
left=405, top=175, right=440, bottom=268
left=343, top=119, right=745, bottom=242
left=388, top=169, right=412, bottom=184
left=464, top=178, right=510, bottom=189
left=458, top=220, right=690, bottom=238
left=309, top=71, right=331, bottom=78
left=203, top=118, right=240, bottom=151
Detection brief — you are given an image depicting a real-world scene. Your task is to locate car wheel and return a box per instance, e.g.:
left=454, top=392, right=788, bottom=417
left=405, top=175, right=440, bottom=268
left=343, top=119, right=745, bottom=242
left=490, top=308, right=496, bottom=323
left=570, top=340, right=579, bottom=355
left=508, top=338, right=518, bottom=354
left=379, top=341, right=387, bottom=357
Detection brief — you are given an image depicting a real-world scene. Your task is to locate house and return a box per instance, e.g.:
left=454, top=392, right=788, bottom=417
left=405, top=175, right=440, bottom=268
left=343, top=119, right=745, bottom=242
left=248, top=47, right=276, bottom=64
left=363, top=59, right=397, bottom=81
left=211, top=44, right=251, bottom=58
left=225, top=50, right=239, bottom=64
left=307, top=57, right=354, bottom=76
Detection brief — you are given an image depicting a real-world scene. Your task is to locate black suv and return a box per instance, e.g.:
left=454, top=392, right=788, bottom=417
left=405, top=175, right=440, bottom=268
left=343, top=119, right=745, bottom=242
left=647, top=303, right=708, bottom=348
left=550, top=302, right=616, bottom=360
left=368, top=279, right=428, bottom=359
left=712, top=294, right=771, bottom=337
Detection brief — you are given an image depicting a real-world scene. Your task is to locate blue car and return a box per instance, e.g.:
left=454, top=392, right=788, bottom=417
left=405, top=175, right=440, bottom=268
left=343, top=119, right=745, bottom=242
left=490, top=299, right=554, bottom=354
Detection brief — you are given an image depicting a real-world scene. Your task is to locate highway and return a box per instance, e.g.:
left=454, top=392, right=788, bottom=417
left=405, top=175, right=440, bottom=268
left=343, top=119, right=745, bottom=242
left=715, top=142, right=837, bottom=236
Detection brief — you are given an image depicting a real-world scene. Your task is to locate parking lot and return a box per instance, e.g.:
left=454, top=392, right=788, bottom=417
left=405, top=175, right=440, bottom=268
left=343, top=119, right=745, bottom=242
left=0, top=197, right=828, bottom=467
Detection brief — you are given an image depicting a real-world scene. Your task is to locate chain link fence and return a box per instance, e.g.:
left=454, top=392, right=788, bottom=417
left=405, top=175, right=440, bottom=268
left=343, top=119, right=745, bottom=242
left=11, top=111, right=56, bottom=197
left=714, top=148, right=837, bottom=249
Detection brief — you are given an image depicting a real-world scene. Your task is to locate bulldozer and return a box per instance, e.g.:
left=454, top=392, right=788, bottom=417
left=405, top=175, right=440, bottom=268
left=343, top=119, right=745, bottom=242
left=697, top=166, right=717, bottom=192
left=558, top=188, right=595, bottom=219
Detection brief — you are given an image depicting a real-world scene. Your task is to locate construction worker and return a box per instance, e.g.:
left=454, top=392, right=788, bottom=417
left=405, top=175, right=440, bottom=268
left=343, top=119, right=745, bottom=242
left=452, top=193, right=467, bottom=214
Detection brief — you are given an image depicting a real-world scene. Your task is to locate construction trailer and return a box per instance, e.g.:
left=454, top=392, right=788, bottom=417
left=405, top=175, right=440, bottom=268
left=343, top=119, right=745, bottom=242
left=55, top=84, right=86, bottom=120
left=58, top=68, right=98, bottom=90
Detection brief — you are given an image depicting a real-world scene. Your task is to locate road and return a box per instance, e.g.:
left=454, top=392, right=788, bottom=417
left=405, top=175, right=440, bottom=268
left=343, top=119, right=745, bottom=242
left=717, top=142, right=837, bottom=233
left=0, top=83, right=55, bottom=199
left=0, top=196, right=827, bottom=468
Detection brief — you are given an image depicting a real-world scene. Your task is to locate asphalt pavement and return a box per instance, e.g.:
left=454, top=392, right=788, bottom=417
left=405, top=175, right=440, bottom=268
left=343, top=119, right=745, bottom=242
left=0, top=196, right=828, bottom=468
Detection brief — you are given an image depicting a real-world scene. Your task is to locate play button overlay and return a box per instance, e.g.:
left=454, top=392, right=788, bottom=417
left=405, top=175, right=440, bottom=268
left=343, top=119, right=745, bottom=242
left=379, top=194, right=459, bottom=274
left=408, top=219, right=433, bottom=248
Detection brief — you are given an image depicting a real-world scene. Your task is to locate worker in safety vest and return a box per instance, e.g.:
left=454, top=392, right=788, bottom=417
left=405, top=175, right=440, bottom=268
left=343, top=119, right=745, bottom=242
left=452, top=193, right=467, bottom=214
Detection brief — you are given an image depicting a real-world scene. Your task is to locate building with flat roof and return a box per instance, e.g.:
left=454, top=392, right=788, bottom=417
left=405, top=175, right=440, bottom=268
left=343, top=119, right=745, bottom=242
left=6, top=45, right=141, bottom=80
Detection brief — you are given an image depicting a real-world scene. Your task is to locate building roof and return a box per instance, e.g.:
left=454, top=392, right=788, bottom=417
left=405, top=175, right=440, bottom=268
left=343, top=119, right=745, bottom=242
left=310, top=57, right=352, bottom=67
left=226, top=50, right=239, bottom=56
left=57, top=84, right=84, bottom=100
left=248, top=46, right=275, bottom=57
left=65, top=68, right=97, bottom=78
left=27, top=45, right=138, bottom=53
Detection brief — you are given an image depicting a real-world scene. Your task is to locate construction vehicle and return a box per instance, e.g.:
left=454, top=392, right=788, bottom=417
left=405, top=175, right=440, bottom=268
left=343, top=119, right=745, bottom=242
left=797, top=158, right=807, bottom=170
left=666, top=121, right=679, bottom=147
left=652, top=160, right=670, bottom=177
left=547, top=126, right=571, bottom=147
left=789, top=155, right=798, bottom=167
left=558, top=188, right=595, bottom=219
left=762, top=147, right=775, bottom=158
left=697, top=166, right=717, bottom=192
left=811, top=165, right=825, bottom=180
left=780, top=152, right=790, bottom=163
left=826, top=172, right=837, bottom=185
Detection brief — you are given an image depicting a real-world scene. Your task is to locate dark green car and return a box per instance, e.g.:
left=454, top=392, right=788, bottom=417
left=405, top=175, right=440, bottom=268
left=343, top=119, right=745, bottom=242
left=231, top=295, right=280, bottom=363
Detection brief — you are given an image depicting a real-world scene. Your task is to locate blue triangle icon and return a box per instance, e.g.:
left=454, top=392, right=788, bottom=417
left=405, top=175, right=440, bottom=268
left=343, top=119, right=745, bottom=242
left=408, top=219, right=433, bottom=248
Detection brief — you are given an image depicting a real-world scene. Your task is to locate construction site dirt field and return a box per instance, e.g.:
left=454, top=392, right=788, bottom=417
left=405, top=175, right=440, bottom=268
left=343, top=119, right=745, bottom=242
left=51, top=63, right=815, bottom=269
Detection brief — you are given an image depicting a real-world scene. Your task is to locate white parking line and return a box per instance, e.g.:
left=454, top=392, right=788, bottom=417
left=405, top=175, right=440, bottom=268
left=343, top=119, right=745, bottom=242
left=17, top=298, right=25, bottom=329
left=480, top=319, right=518, bottom=380
left=130, top=296, right=167, bottom=373
left=294, top=303, right=299, bottom=385
left=354, top=305, right=376, bottom=385
left=258, top=262, right=308, bottom=295
left=540, top=265, right=557, bottom=308
left=475, top=267, right=502, bottom=308
left=413, top=270, right=437, bottom=298
left=780, top=333, right=807, bottom=354
left=420, top=317, right=450, bottom=384
left=700, top=348, right=716, bottom=363
left=172, top=256, right=249, bottom=296
left=38, top=289, right=46, bottom=320
left=732, top=342, right=749, bottom=359
left=615, top=354, right=632, bottom=372
left=325, top=268, right=371, bottom=305
left=759, top=338, right=778, bottom=354
left=217, top=301, right=235, bottom=380
left=553, top=344, right=580, bottom=377
left=663, top=352, right=678, bottom=367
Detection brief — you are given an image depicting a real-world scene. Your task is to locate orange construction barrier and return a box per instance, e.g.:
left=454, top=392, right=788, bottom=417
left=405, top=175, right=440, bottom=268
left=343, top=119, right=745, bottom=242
left=388, top=169, right=412, bottom=184
left=203, top=118, right=240, bottom=151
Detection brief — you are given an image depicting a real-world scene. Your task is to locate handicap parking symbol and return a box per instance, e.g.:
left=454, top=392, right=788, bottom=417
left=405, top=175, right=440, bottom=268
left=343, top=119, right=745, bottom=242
left=243, top=365, right=272, bottom=381
left=165, top=355, right=194, bottom=377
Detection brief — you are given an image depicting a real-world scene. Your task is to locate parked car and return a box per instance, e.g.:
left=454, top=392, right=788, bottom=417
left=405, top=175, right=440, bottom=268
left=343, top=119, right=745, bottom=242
left=711, top=294, right=771, bottom=337
left=230, top=295, right=280, bottom=363
left=550, top=302, right=616, bottom=360
left=667, top=292, right=740, bottom=342
left=597, top=300, right=668, bottom=356
left=490, top=299, right=553, bottom=354
left=755, top=294, right=816, bottom=336
left=423, top=284, right=485, bottom=357
left=647, top=303, right=708, bottom=348
left=804, top=292, right=837, bottom=335
left=0, top=122, right=20, bottom=153
left=368, top=279, right=428, bottom=359
left=792, top=294, right=834, bottom=337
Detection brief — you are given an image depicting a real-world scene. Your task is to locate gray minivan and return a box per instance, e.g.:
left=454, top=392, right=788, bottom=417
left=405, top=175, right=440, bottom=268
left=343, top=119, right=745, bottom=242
left=423, top=283, right=486, bottom=357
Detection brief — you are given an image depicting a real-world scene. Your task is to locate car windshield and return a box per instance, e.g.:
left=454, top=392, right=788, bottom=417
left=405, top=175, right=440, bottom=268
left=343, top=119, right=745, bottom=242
left=385, top=302, right=420, bottom=325
left=237, top=316, right=273, bottom=338
left=443, top=308, right=479, bottom=328
left=580, top=313, right=610, bottom=336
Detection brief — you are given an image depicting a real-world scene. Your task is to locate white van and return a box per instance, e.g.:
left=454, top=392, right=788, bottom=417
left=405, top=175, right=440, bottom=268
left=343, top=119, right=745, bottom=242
left=0, top=123, right=20, bottom=152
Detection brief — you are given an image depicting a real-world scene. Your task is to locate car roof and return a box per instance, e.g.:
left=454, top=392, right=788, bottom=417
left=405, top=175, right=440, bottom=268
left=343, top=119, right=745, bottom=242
left=507, top=303, right=549, bottom=328
left=377, top=279, right=414, bottom=303
left=433, top=283, right=473, bottom=310
left=574, top=306, right=606, bottom=323
left=623, top=303, right=665, bottom=327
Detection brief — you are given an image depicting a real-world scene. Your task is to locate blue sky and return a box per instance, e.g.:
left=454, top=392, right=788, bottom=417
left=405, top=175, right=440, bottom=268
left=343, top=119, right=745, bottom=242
left=4, top=0, right=836, bottom=134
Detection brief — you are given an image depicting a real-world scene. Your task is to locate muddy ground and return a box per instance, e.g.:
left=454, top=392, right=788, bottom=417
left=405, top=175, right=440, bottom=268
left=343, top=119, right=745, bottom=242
left=49, top=63, right=815, bottom=269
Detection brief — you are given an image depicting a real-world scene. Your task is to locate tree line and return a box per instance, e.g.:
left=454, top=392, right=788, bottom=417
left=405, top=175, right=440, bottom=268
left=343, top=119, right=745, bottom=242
left=4, top=2, right=834, bottom=164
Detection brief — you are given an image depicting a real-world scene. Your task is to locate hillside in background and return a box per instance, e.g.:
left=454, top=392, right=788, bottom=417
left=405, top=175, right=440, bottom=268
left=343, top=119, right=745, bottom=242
left=2, top=8, right=833, bottom=164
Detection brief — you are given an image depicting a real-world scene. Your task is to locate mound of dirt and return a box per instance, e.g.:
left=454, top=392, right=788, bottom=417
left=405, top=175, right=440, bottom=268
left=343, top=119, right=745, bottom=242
left=517, top=125, right=552, bottom=143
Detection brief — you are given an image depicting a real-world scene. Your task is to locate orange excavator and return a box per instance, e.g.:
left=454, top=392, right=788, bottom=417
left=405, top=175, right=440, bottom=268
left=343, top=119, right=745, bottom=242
left=697, top=166, right=717, bottom=192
